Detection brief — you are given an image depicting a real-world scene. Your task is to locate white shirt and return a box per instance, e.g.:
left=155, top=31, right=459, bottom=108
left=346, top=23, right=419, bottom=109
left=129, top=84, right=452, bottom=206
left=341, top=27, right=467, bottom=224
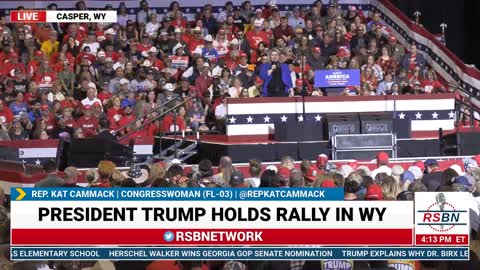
left=245, top=177, right=260, bottom=188
left=81, top=97, right=102, bottom=108
left=288, top=17, right=305, bottom=29
left=82, top=42, right=100, bottom=54
left=215, top=103, right=227, bottom=119
left=228, top=87, right=241, bottom=98
left=145, top=22, right=160, bottom=36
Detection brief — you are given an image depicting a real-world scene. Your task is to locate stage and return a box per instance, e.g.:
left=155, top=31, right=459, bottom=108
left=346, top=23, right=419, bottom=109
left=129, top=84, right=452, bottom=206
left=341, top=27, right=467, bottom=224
left=161, top=135, right=443, bottom=164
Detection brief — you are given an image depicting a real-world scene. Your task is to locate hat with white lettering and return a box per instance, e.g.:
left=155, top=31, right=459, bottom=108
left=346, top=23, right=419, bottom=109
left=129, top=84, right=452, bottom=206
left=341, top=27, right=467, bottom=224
left=142, top=60, right=152, bottom=67
left=122, top=163, right=149, bottom=184
left=254, top=19, right=264, bottom=27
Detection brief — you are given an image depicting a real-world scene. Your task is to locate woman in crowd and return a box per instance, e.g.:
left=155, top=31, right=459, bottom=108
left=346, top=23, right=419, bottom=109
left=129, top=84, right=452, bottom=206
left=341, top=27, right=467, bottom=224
left=377, top=46, right=396, bottom=75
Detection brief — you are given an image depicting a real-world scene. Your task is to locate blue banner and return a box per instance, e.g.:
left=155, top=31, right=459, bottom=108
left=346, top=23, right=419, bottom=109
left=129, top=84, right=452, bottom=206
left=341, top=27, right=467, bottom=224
left=10, top=247, right=469, bottom=261
left=314, top=69, right=361, bottom=88
left=10, top=187, right=344, bottom=201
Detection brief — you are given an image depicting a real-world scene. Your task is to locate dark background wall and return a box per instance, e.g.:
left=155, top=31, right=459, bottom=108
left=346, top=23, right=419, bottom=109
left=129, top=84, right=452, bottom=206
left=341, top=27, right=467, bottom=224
left=390, top=0, right=479, bottom=69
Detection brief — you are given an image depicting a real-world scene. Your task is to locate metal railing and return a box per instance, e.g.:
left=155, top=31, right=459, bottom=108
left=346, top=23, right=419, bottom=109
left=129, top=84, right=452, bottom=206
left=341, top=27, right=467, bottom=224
left=113, top=94, right=181, bottom=136
left=118, top=97, right=194, bottom=142
left=0, top=159, right=43, bottom=176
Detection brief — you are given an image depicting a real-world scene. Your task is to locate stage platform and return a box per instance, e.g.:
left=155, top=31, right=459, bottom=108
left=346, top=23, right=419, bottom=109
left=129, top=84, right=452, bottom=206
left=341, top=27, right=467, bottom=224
left=161, top=135, right=443, bottom=164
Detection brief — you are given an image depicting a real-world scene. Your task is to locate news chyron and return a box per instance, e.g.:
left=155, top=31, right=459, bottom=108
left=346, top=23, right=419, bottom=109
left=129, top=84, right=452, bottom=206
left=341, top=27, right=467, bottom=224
left=10, top=10, right=117, bottom=23
left=9, top=188, right=471, bottom=262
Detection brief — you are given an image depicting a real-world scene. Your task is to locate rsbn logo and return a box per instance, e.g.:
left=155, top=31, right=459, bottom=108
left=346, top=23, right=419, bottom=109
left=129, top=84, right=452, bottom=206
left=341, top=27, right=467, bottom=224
left=417, top=193, right=467, bottom=232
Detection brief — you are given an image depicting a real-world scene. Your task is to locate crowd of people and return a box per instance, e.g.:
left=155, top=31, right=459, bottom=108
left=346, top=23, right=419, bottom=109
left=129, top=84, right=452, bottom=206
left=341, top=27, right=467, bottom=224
left=1, top=152, right=480, bottom=269
left=0, top=0, right=479, bottom=269
left=0, top=0, right=453, bottom=141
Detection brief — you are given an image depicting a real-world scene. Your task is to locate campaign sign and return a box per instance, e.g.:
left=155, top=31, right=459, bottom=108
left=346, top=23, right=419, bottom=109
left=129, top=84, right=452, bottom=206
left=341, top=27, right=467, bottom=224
left=414, top=192, right=470, bottom=246
left=169, top=56, right=189, bottom=69
left=314, top=69, right=360, bottom=87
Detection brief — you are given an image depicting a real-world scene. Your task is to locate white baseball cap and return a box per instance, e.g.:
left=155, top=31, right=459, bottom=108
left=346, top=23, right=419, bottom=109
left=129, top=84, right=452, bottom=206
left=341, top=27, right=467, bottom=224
left=204, top=34, right=213, bottom=42
left=163, top=83, right=174, bottom=91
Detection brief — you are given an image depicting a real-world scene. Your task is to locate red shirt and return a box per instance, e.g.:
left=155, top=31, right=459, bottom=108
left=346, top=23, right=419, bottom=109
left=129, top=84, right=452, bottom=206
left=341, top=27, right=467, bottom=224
left=0, top=107, right=14, bottom=124
left=171, top=19, right=187, bottom=29
left=422, top=79, right=444, bottom=93
left=246, top=30, right=270, bottom=50
left=162, top=114, right=186, bottom=132
left=273, top=25, right=294, bottom=40
left=137, top=43, right=153, bottom=52
left=2, top=62, right=26, bottom=77
left=118, top=114, right=136, bottom=132
left=194, top=75, right=212, bottom=96
left=37, top=115, right=56, bottom=132
left=24, top=92, right=39, bottom=104
left=107, top=107, right=123, bottom=123
left=97, top=91, right=113, bottom=103
left=147, top=123, right=160, bottom=136
left=64, top=118, right=77, bottom=128
left=27, top=60, right=40, bottom=77
left=76, top=116, right=98, bottom=137
left=188, top=38, right=205, bottom=52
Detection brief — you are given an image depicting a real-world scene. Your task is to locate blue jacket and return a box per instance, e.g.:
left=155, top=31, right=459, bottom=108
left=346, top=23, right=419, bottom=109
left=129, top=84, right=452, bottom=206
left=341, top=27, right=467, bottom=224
left=259, top=63, right=293, bottom=96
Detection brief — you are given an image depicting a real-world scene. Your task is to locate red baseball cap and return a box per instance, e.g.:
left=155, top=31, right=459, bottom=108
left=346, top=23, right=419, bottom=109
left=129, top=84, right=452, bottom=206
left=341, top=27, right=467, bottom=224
left=365, top=184, right=384, bottom=200
left=93, top=102, right=101, bottom=107
left=277, top=166, right=291, bottom=181
left=254, top=76, right=264, bottom=84
left=413, top=160, right=425, bottom=172
left=35, top=51, right=45, bottom=57
left=41, top=105, right=49, bottom=111
left=389, top=35, right=397, bottom=42
left=320, top=179, right=336, bottom=188
left=305, top=165, right=319, bottom=182
left=83, top=104, right=92, bottom=110
left=312, top=47, right=321, bottom=53
left=316, top=154, right=329, bottom=168
left=239, top=52, right=247, bottom=58
left=376, top=151, right=389, bottom=163
left=295, top=79, right=303, bottom=86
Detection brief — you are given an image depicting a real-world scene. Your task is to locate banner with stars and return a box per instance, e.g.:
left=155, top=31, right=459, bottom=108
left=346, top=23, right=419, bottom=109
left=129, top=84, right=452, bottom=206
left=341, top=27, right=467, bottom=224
left=226, top=94, right=455, bottom=140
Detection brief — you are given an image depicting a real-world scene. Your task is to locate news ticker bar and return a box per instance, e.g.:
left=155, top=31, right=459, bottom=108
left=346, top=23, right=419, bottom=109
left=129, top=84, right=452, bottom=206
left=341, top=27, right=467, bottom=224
left=11, top=188, right=343, bottom=201
left=10, top=247, right=469, bottom=261
left=10, top=10, right=117, bottom=23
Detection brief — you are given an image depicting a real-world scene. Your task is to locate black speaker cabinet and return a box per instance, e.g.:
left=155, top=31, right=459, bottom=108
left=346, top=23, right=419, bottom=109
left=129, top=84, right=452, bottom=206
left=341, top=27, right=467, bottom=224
left=359, top=112, right=393, bottom=134
left=441, top=132, right=480, bottom=156
left=67, top=138, right=133, bottom=168
left=274, top=116, right=324, bottom=142
left=326, top=113, right=360, bottom=136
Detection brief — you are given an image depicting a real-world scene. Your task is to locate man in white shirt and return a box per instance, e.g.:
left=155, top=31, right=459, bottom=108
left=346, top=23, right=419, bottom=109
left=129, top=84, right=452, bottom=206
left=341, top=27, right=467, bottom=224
left=81, top=87, right=102, bottom=109
left=288, top=7, right=305, bottom=29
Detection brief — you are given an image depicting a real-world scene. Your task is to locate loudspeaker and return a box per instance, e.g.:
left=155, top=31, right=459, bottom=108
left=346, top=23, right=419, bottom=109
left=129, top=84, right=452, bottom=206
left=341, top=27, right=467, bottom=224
left=359, top=112, right=393, bottom=134
left=0, top=146, right=18, bottom=161
left=275, top=119, right=324, bottom=142
left=326, top=113, right=360, bottom=136
left=441, top=132, right=480, bottom=156
left=67, top=138, right=133, bottom=168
